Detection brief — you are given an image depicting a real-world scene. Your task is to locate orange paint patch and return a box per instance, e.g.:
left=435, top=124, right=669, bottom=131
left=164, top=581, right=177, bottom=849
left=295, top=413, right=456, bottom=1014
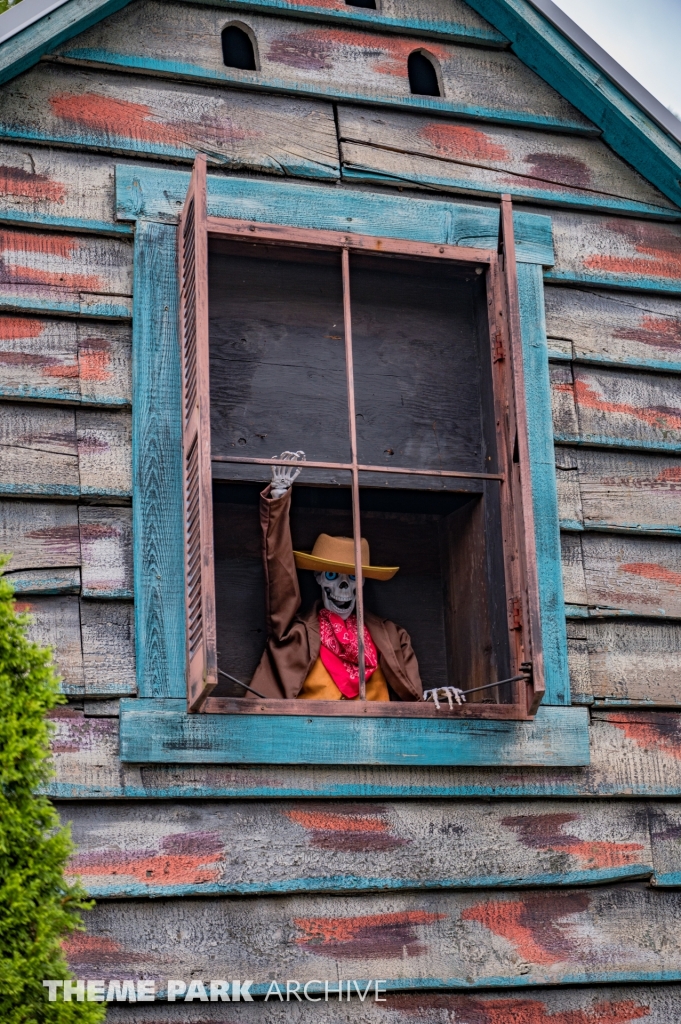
left=560, top=377, right=681, bottom=434
left=78, top=341, right=112, bottom=381
left=267, top=26, right=448, bottom=79
left=461, top=893, right=590, bottom=966
left=294, top=909, right=445, bottom=959
left=0, top=229, right=79, bottom=258
left=50, top=92, right=187, bottom=147
left=603, top=712, right=681, bottom=760
left=583, top=221, right=681, bottom=280
left=69, top=851, right=222, bottom=886
left=0, top=164, right=67, bottom=203
left=503, top=811, right=643, bottom=869
left=657, top=466, right=681, bottom=482
left=1, top=264, right=102, bottom=291
left=621, top=562, right=681, bottom=587
left=420, top=123, right=508, bottom=162
left=615, top=314, right=681, bottom=353
left=0, top=316, right=44, bottom=340
left=286, top=809, right=388, bottom=833
left=43, top=362, right=80, bottom=379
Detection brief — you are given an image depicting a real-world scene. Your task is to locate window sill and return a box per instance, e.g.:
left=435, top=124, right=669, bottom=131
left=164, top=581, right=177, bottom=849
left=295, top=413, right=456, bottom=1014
left=202, top=697, right=530, bottom=720
left=119, top=700, right=589, bottom=766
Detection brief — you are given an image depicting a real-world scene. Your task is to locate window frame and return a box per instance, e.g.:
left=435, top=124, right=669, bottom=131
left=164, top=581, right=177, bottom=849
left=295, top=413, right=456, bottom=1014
left=122, top=162, right=586, bottom=766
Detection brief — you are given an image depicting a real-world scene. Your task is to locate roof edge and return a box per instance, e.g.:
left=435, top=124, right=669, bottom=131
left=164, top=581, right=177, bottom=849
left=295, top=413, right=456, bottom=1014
left=526, top=0, right=681, bottom=147
left=0, top=0, right=70, bottom=45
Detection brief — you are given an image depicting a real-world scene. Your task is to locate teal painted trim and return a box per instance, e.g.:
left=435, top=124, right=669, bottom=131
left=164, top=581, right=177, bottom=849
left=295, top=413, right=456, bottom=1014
left=554, top=433, right=681, bottom=454
left=131, top=221, right=186, bottom=698
left=652, top=875, right=681, bottom=887
left=562, top=520, right=681, bottom=538
left=464, top=0, right=681, bottom=210
left=0, top=209, right=132, bottom=236
left=0, top=483, right=80, bottom=498
left=0, top=123, right=339, bottom=181
left=6, top=571, right=80, bottom=596
left=54, top=47, right=599, bottom=135
left=0, top=0, right=135, bottom=87
left=181, top=0, right=509, bottom=46
left=549, top=349, right=681, bottom=375
left=545, top=270, right=681, bottom=296
left=564, top=604, right=640, bottom=620
left=115, top=166, right=555, bottom=266
left=517, top=263, right=570, bottom=706
left=559, top=519, right=583, bottom=532
left=0, top=387, right=130, bottom=405
left=118, top=701, right=590, bottom=766
left=0, top=295, right=131, bottom=319
left=341, top=166, right=680, bottom=220
left=81, top=864, right=650, bottom=900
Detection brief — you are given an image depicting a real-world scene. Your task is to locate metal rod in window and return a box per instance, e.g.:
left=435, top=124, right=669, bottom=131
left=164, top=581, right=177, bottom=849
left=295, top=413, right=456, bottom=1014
left=341, top=246, right=366, bottom=701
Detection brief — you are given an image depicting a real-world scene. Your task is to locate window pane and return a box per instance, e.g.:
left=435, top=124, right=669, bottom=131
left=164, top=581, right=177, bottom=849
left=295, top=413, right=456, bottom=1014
left=209, top=241, right=349, bottom=483
left=349, top=253, right=489, bottom=476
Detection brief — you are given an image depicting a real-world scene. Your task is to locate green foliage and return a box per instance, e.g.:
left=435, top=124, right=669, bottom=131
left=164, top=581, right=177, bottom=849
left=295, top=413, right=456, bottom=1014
left=0, top=0, right=23, bottom=17
left=0, top=566, right=105, bottom=1023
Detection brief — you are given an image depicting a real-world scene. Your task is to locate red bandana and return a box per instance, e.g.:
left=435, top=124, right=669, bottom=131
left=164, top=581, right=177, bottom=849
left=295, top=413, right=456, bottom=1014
left=318, top=609, right=378, bottom=699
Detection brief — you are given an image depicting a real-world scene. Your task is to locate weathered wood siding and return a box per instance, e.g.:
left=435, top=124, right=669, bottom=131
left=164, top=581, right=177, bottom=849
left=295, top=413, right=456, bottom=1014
left=0, top=0, right=680, bottom=1011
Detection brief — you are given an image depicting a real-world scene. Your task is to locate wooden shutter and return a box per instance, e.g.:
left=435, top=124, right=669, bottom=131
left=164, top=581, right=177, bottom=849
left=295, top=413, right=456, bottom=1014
left=178, top=154, right=217, bottom=712
left=498, top=195, right=545, bottom=715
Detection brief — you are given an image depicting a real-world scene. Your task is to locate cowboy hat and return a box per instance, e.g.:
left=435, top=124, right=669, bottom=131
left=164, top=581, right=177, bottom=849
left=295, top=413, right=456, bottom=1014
left=293, top=534, right=399, bottom=581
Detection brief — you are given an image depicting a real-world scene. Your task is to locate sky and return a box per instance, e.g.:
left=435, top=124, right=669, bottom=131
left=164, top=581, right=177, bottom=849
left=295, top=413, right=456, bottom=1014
left=553, top=0, right=681, bottom=120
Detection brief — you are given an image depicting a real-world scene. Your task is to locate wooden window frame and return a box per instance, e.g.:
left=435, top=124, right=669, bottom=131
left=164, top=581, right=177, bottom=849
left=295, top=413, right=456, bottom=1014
left=179, top=156, right=544, bottom=721
left=122, top=163, right=588, bottom=767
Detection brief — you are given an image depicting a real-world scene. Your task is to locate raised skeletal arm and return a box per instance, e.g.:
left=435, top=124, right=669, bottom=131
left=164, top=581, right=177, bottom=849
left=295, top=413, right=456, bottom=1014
left=270, top=450, right=306, bottom=499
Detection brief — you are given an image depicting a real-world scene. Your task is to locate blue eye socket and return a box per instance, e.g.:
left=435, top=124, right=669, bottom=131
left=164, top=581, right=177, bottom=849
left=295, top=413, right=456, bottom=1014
left=349, top=575, right=356, bottom=581
left=324, top=572, right=339, bottom=581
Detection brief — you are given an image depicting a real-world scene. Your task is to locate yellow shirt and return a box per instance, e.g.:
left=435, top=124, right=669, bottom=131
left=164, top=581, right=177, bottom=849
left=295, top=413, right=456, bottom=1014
left=297, top=657, right=390, bottom=701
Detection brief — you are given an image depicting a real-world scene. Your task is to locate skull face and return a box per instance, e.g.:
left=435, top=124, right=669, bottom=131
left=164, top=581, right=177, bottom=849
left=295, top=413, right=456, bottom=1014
left=314, top=571, right=358, bottom=619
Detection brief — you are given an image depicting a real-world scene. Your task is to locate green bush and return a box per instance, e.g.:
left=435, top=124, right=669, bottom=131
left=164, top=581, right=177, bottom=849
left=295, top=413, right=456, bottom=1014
left=0, top=0, right=23, bottom=16
left=0, top=568, right=105, bottom=1023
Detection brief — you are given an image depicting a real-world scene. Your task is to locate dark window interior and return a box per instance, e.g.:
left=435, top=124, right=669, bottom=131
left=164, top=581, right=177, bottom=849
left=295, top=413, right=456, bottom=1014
left=408, top=50, right=441, bottom=97
left=208, top=241, right=510, bottom=703
left=222, top=25, right=257, bottom=71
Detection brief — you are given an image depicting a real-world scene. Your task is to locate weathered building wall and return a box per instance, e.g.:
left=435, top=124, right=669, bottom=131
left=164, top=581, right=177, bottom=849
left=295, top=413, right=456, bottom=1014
left=1, top=0, right=681, bottom=1018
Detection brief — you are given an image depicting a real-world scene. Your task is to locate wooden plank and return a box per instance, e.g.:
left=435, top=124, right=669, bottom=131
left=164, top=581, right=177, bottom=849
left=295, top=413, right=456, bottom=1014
left=546, top=213, right=681, bottom=294
left=0, top=65, right=339, bottom=179
left=5, top=566, right=81, bottom=594
left=60, top=797, right=653, bottom=899
left=51, top=1, right=594, bottom=132
left=649, top=805, right=681, bottom=886
left=0, top=499, right=80, bottom=570
left=77, top=408, right=132, bottom=497
left=551, top=364, right=681, bottom=452
left=98, top=986, right=681, bottom=1024
left=15, top=594, right=84, bottom=693
left=43, top=707, right=681, bottom=799
left=0, top=142, right=126, bottom=234
left=118, top=700, right=589, bottom=766
left=570, top=620, right=681, bottom=707
left=60, top=882, right=681, bottom=991
left=78, top=507, right=132, bottom=597
left=545, top=287, right=681, bottom=373
left=116, top=164, right=555, bottom=265
left=0, top=401, right=79, bottom=497
left=0, top=225, right=132, bottom=317
left=556, top=448, right=681, bottom=536
left=0, top=314, right=131, bottom=405
left=338, top=106, right=676, bottom=216
left=81, top=599, right=136, bottom=695
left=132, top=220, right=185, bottom=698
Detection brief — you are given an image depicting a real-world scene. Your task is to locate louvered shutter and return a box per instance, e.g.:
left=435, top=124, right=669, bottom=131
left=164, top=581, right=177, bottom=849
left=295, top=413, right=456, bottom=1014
left=499, top=195, right=545, bottom=715
left=178, top=155, right=217, bottom=712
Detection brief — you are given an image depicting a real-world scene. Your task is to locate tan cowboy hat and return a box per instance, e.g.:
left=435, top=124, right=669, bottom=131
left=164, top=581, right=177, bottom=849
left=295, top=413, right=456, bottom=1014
left=293, top=534, right=399, bottom=581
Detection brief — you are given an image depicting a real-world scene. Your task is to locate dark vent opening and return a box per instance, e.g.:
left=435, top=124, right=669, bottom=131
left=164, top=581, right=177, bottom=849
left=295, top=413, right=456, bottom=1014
left=345, top=0, right=377, bottom=8
left=408, top=50, right=440, bottom=97
left=222, top=25, right=257, bottom=70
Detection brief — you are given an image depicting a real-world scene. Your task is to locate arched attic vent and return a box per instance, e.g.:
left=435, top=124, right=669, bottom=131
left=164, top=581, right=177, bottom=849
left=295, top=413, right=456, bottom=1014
left=222, top=23, right=258, bottom=71
left=408, top=49, right=441, bottom=97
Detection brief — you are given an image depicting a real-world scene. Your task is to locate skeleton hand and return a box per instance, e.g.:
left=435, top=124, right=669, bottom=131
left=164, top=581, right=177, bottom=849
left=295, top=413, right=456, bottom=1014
left=270, top=450, right=306, bottom=499
left=423, top=686, right=466, bottom=709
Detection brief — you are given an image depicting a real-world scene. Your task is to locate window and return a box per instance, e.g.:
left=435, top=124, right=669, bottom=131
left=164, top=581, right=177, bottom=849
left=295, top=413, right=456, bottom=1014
left=178, top=157, right=544, bottom=721
left=408, top=50, right=441, bottom=97
left=222, top=24, right=258, bottom=71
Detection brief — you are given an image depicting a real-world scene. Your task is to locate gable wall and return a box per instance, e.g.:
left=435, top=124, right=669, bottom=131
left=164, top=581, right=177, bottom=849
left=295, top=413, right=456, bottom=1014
left=1, top=0, right=681, bottom=1016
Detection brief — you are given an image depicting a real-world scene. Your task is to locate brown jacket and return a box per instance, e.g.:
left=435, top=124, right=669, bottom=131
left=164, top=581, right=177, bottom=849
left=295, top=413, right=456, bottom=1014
left=250, top=486, right=423, bottom=701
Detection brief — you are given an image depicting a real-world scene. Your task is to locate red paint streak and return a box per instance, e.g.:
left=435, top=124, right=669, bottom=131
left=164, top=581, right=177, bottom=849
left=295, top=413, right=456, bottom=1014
left=13, top=601, right=33, bottom=614
left=0, top=230, right=103, bottom=292
left=461, top=893, right=589, bottom=965
left=603, top=711, right=681, bottom=760
left=267, top=27, right=448, bottom=78
left=69, top=831, right=225, bottom=887
left=25, top=524, right=80, bottom=558
left=0, top=164, right=66, bottom=203
left=285, top=806, right=408, bottom=852
left=287, top=809, right=388, bottom=832
left=615, top=314, right=681, bottom=353
left=583, top=220, right=681, bottom=280
left=658, top=466, right=681, bottom=482
left=503, top=813, right=644, bottom=869
left=420, top=123, right=508, bottom=162
left=78, top=338, right=112, bottom=381
left=523, top=153, right=591, bottom=189
left=0, top=316, right=44, bottom=340
left=294, top=909, right=445, bottom=959
left=621, top=562, right=681, bottom=587
left=0, top=229, right=79, bottom=257
left=388, top=993, right=651, bottom=1023
left=554, top=377, right=681, bottom=434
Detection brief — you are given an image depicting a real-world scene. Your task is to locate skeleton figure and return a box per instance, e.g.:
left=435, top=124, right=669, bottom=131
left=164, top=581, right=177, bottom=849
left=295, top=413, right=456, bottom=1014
left=266, top=452, right=464, bottom=706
